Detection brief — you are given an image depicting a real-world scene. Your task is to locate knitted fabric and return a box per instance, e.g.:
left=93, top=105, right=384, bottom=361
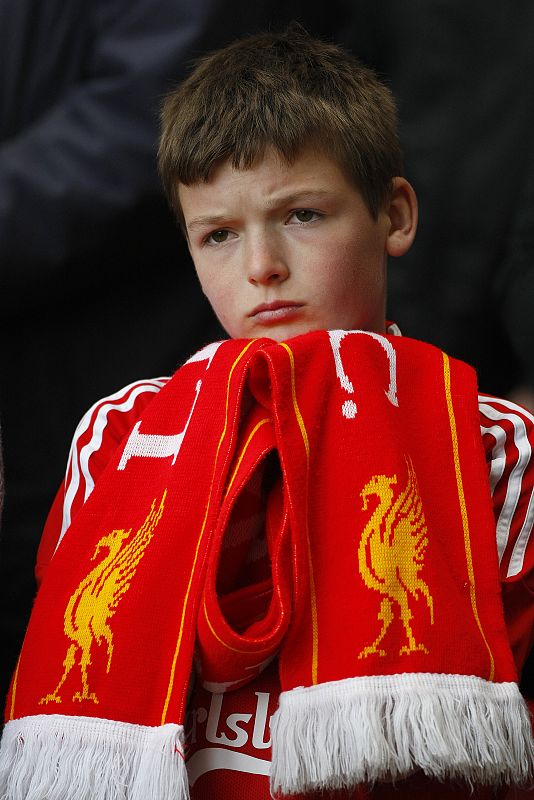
left=1, top=331, right=532, bottom=800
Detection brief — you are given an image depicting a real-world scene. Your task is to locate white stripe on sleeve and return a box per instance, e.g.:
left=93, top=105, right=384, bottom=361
left=508, top=486, right=534, bottom=577
left=479, top=396, right=534, bottom=576
left=57, top=378, right=167, bottom=552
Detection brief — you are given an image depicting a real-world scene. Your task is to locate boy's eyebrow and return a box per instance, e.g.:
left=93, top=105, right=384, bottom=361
left=264, top=188, right=333, bottom=208
left=186, top=190, right=334, bottom=231
left=187, top=215, right=229, bottom=232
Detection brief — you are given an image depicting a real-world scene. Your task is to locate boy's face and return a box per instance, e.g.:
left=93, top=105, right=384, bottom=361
left=179, top=147, right=408, bottom=341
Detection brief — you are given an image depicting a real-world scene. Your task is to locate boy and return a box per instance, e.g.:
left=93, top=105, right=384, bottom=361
left=2, top=26, right=534, bottom=800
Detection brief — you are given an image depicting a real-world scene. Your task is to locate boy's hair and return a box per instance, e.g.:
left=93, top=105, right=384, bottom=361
left=158, top=24, right=403, bottom=225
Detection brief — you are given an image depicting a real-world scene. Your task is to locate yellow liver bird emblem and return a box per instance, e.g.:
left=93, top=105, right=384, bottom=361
left=357, top=459, right=433, bottom=659
left=40, top=491, right=166, bottom=705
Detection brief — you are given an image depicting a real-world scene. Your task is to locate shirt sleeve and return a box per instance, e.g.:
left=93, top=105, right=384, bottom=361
left=35, top=377, right=168, bottom=585
left=478, top=393, right=534, bottom=678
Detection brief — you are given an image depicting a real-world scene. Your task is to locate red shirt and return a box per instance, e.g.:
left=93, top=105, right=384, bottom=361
left=36, top=372, right=534, bottom=800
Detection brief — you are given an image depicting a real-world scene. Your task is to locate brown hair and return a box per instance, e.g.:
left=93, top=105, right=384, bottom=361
left=158, top=24, right=402, bottom=225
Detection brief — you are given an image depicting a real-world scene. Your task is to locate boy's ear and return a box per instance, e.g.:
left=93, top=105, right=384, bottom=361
left=385, top=178, right=418, bottom=257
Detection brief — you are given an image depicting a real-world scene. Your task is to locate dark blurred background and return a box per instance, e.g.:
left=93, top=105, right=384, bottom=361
left=1, top=0, right=533, bottom=711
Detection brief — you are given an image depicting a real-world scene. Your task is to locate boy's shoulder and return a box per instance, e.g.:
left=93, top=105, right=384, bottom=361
left=68, top=375, right=170, bottom=479
left=52, top=377, right=169, bottom=544
left=477, top=391, right=534, bottom=582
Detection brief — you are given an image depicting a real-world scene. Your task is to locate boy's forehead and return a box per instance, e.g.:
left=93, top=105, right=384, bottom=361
left=178, top=145, right=359, bottom=212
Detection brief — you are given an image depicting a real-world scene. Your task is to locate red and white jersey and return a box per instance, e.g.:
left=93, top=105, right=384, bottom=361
left=35, top=372, right=534, bottom=800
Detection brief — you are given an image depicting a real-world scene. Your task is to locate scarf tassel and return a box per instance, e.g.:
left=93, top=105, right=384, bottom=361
left=0, top=715, right=189, bottom=800
left=270, top=673, right=534, bottom=794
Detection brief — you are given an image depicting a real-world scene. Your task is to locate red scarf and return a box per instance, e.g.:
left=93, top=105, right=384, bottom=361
left=1, top=331, right=532, bottom=799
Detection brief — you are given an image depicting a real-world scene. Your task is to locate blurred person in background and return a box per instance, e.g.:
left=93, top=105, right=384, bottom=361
left=495, top=151, right=534, bottom=413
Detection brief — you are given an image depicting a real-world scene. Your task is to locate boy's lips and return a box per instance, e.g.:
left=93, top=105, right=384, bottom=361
left=248, top=301, right=304, bottom=324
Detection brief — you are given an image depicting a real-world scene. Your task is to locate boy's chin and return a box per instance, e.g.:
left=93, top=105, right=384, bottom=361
left=240, top=323, right=317, bottom=343
left=229, top=321, right=387, bottom=342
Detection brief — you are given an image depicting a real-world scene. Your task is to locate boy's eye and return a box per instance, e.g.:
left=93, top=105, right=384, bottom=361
left=207, top=229, right=230, bottom=244
left=289, top=209, right=321, bottom=224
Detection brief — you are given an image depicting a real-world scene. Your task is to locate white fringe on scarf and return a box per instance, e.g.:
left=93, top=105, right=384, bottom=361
left=0, top=715, right=189, bottom=800
left=270, top=673, right=534, bottom=794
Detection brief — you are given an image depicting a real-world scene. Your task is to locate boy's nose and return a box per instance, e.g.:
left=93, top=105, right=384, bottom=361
left=247, top=238, right=289, bottom=286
